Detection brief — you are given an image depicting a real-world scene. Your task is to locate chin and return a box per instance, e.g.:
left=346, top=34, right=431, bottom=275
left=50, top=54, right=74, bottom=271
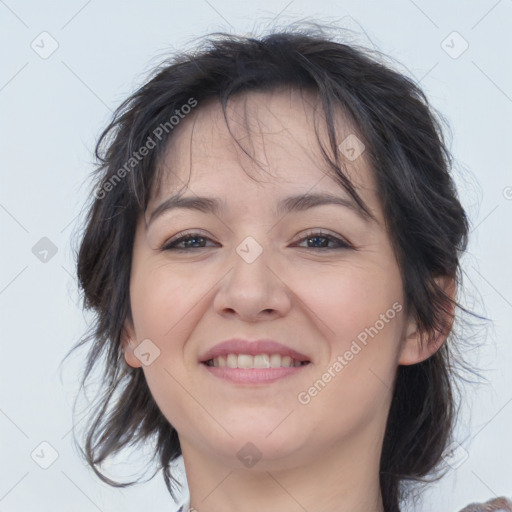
left=210, top=423, right=309, bottom=465
left=212, top=437, right=308, bottom=472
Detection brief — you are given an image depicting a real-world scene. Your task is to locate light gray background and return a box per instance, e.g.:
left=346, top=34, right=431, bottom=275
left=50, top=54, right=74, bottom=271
left=1, top=1, right=511, bottom=511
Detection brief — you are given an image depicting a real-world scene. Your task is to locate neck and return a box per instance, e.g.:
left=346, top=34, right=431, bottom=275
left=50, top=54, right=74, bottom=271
left=179, top=436, right=385, bottom=512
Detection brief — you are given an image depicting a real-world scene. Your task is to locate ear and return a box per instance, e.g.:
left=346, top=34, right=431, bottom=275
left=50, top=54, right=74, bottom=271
left=398, top=276, right=456, bottom=365
left=121, top=317, right=143, bottom=368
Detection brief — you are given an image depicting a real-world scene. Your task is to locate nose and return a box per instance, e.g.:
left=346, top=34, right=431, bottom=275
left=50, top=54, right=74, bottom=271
left=213, top=239, right=292, bottom=322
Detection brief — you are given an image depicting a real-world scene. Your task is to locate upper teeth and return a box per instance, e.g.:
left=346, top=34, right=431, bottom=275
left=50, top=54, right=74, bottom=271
left=207, top=353, right=306, bottom=368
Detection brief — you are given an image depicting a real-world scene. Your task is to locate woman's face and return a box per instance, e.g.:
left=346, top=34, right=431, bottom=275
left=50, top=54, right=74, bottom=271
left=123, top=89, right=418, bottom=471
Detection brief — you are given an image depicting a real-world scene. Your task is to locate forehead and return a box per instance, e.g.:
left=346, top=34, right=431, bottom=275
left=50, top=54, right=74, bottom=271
left=149, top=88, right=378, bottom=217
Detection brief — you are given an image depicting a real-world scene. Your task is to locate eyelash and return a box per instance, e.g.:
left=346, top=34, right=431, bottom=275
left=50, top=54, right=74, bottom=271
left=160, top=229, right=352, bottom=252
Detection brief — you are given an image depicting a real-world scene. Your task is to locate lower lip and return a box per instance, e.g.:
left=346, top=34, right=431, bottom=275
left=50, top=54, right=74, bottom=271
left=201, top=363, right=310, bottom=384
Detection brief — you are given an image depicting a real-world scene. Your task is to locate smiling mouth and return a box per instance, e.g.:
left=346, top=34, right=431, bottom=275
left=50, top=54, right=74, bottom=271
left=203, top=353, right=311, bottom=369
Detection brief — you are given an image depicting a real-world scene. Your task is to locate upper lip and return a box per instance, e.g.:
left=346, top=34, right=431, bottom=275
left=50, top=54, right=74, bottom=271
left=199, top=338, right=310, bottom=363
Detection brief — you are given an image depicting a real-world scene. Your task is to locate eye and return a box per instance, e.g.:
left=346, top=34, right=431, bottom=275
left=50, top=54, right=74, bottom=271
left=161, top=231, right=217, bottom=251
left=161, top=229, right=352, bottom=252
left=294, top=229, right=352, bottom=250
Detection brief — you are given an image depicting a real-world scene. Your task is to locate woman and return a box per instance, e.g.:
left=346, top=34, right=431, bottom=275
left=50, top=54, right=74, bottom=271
left=69, top=28, right=511, bottom=512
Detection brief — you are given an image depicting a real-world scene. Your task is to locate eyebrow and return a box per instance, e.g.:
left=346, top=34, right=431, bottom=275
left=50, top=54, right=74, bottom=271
left=146, top=192, right=375, bottom=226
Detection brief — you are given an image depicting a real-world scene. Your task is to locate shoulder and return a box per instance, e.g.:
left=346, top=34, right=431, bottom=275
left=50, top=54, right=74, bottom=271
left=458, top=496, right=512, bottom=511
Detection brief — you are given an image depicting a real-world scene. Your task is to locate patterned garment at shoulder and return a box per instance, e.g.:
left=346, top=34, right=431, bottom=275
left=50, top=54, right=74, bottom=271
left=459, top=497, right=512, bottom=512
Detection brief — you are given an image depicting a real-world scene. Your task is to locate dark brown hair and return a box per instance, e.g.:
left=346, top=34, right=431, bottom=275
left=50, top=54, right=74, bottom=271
left=65, top=26, right=476, bottom=512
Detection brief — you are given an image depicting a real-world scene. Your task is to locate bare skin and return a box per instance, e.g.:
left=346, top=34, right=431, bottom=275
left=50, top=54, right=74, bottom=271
left=122, top=89, right=454, bottom=512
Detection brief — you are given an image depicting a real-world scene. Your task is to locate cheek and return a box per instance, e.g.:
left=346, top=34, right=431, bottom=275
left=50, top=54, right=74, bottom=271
left=129, top=261, right=201, bottom=342
left=128, top=266, right=201, bottom=429
left=296, top=261, right=405, bottom=401
left=296, top=259, right=404, bottom=341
